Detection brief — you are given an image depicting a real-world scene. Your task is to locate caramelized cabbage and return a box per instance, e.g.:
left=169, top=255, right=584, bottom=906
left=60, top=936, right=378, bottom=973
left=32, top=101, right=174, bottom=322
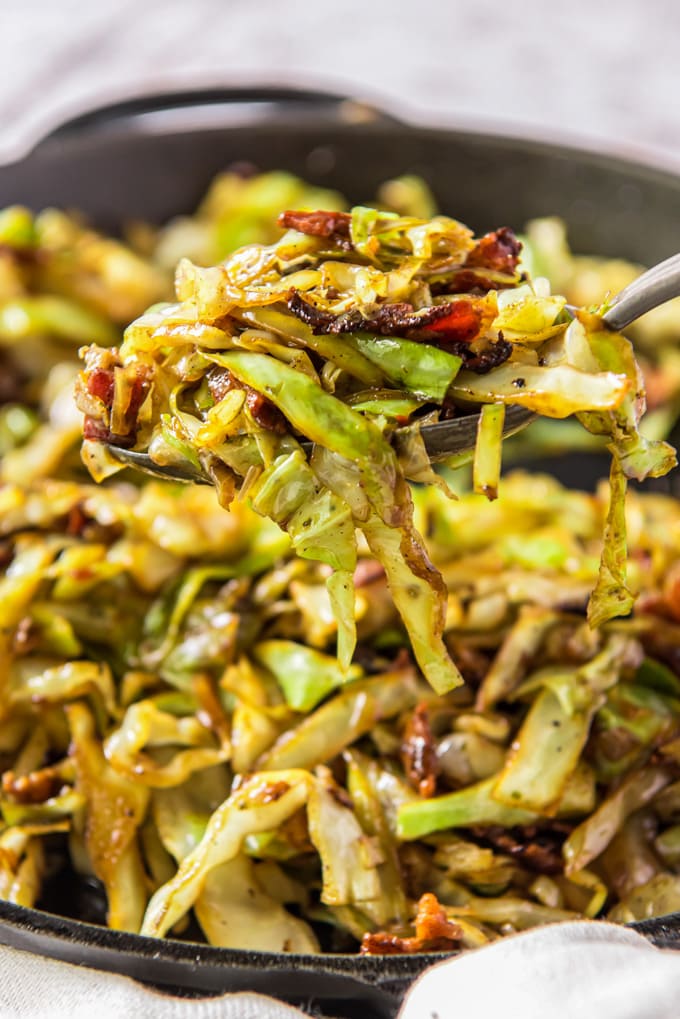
left=1, top=172, right=680, bottom=959
left=77, top=204, right=670, bottom=693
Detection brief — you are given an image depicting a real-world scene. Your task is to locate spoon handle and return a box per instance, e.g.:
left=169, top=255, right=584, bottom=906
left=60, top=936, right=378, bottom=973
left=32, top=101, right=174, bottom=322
left=602, top=252, right=680, bottom=332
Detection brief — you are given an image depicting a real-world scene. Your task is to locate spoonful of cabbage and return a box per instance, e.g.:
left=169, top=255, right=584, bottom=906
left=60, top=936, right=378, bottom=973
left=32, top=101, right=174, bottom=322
left=97, top=250, right=680, bottom=486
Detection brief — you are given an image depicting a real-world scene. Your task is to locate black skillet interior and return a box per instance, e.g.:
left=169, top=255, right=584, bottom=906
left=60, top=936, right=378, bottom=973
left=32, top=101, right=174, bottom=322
left=2, top=86, right=680, bottom=1017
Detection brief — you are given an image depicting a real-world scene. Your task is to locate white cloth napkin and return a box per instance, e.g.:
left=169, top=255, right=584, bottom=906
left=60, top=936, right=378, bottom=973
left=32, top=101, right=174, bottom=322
left=0, top=921, right=679, bottom=1019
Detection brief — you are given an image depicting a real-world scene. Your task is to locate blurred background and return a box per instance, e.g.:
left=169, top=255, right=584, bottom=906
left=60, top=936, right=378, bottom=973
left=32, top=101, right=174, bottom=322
left=2, top=0, right=679, bottom=167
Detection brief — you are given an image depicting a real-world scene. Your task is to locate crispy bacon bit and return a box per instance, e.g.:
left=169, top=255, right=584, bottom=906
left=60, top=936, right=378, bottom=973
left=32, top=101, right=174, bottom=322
left=287, top=292, right=510, bottom=374
left=207, top=365, right=286, bottom=434
left=86, top=368, right=115, bottom=408
left=278, top=209, right=353, bottom=250
left=245, top=390, right=287, bottom=434
left=466, top=227, right=522, bottom=275
left=126, top=368, right=150, bottom=421
left=288, top=292, right=482, bottom=342
left=2, top=766, right=64, bottom=805
left=206, top=365, right=238, bottom=404
left=82, top=375, right=148, bottom=447
left=361, top=933, right=412, bottom=955
left=287, top=292, right=359, bottom=333
left=83, top=416, right=126, bottom=444
left=456, top=336, right=513, bottom=375
left=78, top=350, right=150, bottom=449
left=360, top=893, right=463, bottom=955
left=402, top=703, right=440, bottom=798
left=420, top=301, right=483, bottom=344
left=414, top=892, right=462, bottom=943
left=432, top=336, right=512, bottom=377
left=469, top=822, right=574, bottom=875
left=370, top=301, right=481, bottom=341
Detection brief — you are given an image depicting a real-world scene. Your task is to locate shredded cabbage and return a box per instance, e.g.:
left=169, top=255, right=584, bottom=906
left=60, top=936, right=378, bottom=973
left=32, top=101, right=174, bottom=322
left=1, top=470, right=680, bottom=951
left=77, top=203, right=671, bottom=691
left=1, top=172, right=680, bottom=959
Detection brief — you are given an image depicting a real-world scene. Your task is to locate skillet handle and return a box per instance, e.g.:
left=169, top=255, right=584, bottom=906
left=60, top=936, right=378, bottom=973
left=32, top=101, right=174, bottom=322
left=37, top=85, right=403, bottom=145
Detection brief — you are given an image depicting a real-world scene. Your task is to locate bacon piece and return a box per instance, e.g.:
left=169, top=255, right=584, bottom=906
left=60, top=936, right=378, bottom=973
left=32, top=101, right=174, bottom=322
left=82, top=415, right=122, bottom=444
left=206, top=365, right=286, bottom=434
left=288, top=292, right=482, bottom=341
left=125, top=369, right=150, bottom=422
left=287, top=292, right=376, bottom=334
left=206, top=365, right=239, bottom=403
left=365, top=301, right=481, bottom=340
left=77, top=346, right=151, bottom=449
left=360, top=893, right=462, bottom=955
left=78, top=348, right=120, bottom=411
left=86, top=368, right=115, bottom=407
left=245, top=390, right=287, bottom=433
left=420, top=301, right=483, bottom=344
left=466, top=226, right=522, bottom=275
left=278, top=209, right=352, bottom=250
left=402, top=702, right=440, bottom=798
left=469, top=822, right=574, bottom=875
left=414, top=892, right=462, bottom=943
left=457, top=336, right=513, bottom=374
left=2, top=766, right=64, bottom=805
left=81, top=366, right=150, bottom=448
left=287, top=291, right=511, bottom=373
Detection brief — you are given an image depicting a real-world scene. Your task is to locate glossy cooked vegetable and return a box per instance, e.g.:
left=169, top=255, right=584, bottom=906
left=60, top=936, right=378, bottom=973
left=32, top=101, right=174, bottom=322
left=1, top=170, right=680, bottom=956
left=513, top=216, right=680, bottom=455
left=2, top=474, right=680, bottom=952
left=0, top=171, right=346, bottom=486
left=75, top=204, right=673, bottom=692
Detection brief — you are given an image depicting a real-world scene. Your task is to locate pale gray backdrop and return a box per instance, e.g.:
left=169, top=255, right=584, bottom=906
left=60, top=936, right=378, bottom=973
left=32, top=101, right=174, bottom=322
left=1, top=0, right=679, bottom=168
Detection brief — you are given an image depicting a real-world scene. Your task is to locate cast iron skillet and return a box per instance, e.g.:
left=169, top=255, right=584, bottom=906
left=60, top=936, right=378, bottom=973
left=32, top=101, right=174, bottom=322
left=1, top=86, right=680, bottom=1018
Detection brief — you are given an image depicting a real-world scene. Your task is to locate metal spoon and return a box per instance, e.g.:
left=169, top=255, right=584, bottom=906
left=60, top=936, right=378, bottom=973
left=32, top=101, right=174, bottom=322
left=106, top=252, right=680, bottom=483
